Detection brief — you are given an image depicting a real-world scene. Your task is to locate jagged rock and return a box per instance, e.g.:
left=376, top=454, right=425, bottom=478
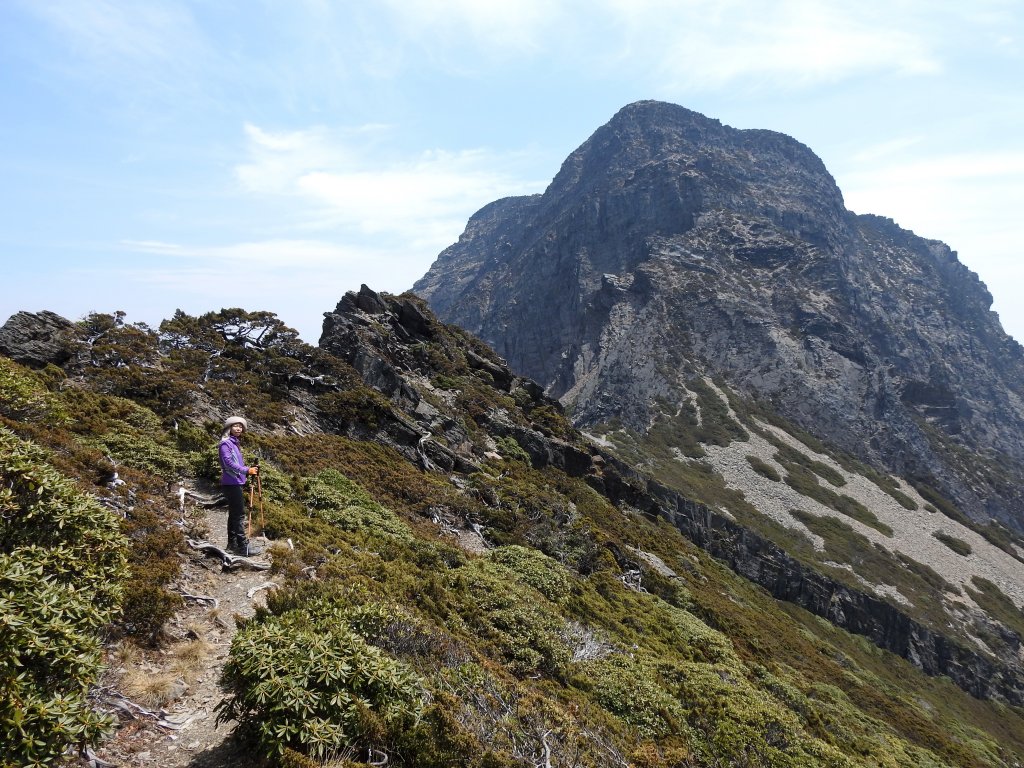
left=415, top=99, right=1024, bottom=533
left=319, top=288, right=496, bottom=472
left=0, top=310, right=76, bottom=368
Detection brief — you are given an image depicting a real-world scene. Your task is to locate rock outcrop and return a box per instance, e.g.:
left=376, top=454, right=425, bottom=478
left=318, top=285, right=576, bottom=476
left=0, top=311, right=76, bottom=368
left=415, top=100, right=1024, bottom=532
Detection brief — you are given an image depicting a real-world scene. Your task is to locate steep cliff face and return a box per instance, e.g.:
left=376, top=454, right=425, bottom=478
left=415, top=100, right=1024, bottom=531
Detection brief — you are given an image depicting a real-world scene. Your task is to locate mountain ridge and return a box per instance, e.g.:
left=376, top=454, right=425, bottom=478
left=4, top=290, right=1024, bottom=766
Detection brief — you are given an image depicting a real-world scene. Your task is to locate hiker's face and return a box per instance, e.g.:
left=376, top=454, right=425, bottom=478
left=230, top=423, right=245, bottom=437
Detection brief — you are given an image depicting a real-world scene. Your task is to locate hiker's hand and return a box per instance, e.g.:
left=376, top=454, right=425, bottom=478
left=248, top=467, right=259, bottom=475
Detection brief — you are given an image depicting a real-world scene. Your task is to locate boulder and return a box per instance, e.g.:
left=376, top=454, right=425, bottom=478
left=0, top=311, right=76, bottom=368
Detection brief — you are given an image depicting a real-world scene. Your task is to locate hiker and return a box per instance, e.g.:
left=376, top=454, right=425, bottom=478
left=218, top=416, right=264, bottom=556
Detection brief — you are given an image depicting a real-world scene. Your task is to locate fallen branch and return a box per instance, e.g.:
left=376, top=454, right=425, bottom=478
left=179, top=592, right=219, bottom=609
left=80, top=745, right=118, bottom=768
left=186, top=539, right=271, bottom=570
left=157, top=708, right=207, bottom=731
left=94, top=689, right=162, bottom=723
left=246, top=581, right=278, bottom=599
left=537, top=730, right=552, bottom=768
left=94, top=688, right=207, bottom=733
left=184, top=489, right=224, bottom=507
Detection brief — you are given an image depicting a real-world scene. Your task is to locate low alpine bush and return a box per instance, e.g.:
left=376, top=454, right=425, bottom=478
left=218, top=603, right=425, bottom=761
left=0, top=428, right=129, bottom=767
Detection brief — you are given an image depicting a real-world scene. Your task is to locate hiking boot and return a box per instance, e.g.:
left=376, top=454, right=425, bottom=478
left=244, top=541, right=265, bottom=557
left=229, top=539, right=264, bottom=557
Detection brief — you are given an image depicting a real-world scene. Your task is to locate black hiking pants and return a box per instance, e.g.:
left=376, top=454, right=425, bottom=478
left=223, top=483, right=248, bottom=548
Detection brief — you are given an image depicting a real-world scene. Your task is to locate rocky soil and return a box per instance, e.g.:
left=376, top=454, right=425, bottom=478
left=703, top=417, right=1024, bottom=609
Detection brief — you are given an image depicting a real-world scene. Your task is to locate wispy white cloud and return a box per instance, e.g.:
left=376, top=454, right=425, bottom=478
left=235, top=123, right=353, bottom=195
left=850, top=137, right=927, bottom=163
left=234, top=122, right=543, bottom=249
left=844, top=152, right=1024, bottom=186
left=598, top=0, right=940, bottom=89
left=20, top=0, right=207, bottom=76
left=24, top=0, right=201, bottom=62
left=365, top=0, right=946, bottom=88
left=839, top=150, right=1024, bottom=252
left=380, top=0, right=558, bottom=57
left=111, top=238, right=428, bottom=339
left=120, top=238, right=361, bottom=268
left=12, top=0, right=217, bottom=115
left=103, top=115, right=549, bottom=340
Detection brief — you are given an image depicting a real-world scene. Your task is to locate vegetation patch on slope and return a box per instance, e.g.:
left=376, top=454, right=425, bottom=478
left=0, top=427, right=129, bottom=767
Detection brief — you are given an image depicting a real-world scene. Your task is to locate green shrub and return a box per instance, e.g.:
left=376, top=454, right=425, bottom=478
left=317, top=388, right=395, bottom=431
left=118, top=583, right=183, bottom=642
left=669, top=662, right=841, bottom=767
left=747, top=455, right=781, bottom=482
left=488, top=545, right=573, bottom=603
left=218, top=604, right=425, bottom=760
left=834, top=495, right=893, bottom=537
left=432, top=374, right=463, bottom=391
left=528, top=404, right=574, bottom=440
left=454, top=560, right=572, bottom=677
left=304, top=469, right=412, bottom=540
left=0, top=358, right=67, bottom=424
left=659, top=600, right=738, bottom=666
left=574, top=654, right=686, bottom=738
left=493, top=435, right=531, bottom=464
left=690, top=378, right=749, bottom=446
left=913, top=483, right=969, bottom=524
left=0, top=428, right=129, bottom=767
left=783, top=461, right=892, bottom=536
left=91, top=429, right=189, bottom=477
left=774, top=445, right=846, bottom=488
left=932, top=531, right=972, bottom=556
left=894, top=552, right=959, bottom=595
left=885, top=487, right=918, bottom=511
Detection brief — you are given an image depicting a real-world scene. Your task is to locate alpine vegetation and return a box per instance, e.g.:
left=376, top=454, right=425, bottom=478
left=2, top=289, right=1023, bottom=767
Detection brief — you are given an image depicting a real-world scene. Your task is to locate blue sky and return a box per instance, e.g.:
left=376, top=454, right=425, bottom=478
left=1, top=1, right=1022, bottom=344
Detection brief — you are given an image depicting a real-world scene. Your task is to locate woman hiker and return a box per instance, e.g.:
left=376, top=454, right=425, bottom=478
left=218, top=415, right=264, bottom=556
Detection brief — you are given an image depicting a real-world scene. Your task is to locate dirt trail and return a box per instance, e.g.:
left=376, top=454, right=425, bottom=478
left=90, top=495, right=277, bottom=768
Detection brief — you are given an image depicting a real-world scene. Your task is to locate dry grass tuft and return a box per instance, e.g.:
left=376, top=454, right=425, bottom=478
left=122, top=668, right=186, bottom=709
left=169, top=639, right=212, bottom=682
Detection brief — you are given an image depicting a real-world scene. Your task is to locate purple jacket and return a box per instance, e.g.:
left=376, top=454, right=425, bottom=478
left=219, top=435, right=250, bottom=486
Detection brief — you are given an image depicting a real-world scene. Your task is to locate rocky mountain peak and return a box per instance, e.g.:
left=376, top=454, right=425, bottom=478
left=414, top=101, right=1024, bottom=533
left=546, top=99, right=847, bottom=245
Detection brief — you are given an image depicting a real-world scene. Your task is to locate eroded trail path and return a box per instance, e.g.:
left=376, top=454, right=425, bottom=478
left=91, top=496, right=276, bottom=768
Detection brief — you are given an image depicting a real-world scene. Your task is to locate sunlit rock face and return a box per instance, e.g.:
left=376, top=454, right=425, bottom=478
left=415, top=100, right=1024, bottom=532
left=0, top=311, right=76, bottom=368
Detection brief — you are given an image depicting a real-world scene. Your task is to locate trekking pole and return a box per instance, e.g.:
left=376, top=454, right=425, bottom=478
left=247, top=481, right=254, bottom=541
left=256, top=470, right=265, bottom=533
left=247, top=458, right=260, bottom=540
